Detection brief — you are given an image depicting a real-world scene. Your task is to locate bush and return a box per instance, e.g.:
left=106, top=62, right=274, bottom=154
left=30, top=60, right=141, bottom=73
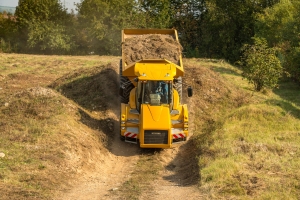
left=241, top=38, right=283, bottom=91
left=27, top=21, right=75, bottom=54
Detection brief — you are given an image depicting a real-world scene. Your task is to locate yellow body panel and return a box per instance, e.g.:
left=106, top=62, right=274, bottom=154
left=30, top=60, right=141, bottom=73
left=129, top=88, right=136, bottom=109
left=139, top=104, right=172, bottom=148
left=141, top=104, right=171, bottom=128
left=123, top=59, right=184, bottom=79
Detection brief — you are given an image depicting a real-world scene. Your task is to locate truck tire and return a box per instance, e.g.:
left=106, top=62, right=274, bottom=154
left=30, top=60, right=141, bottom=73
left=174, top=76, right=182, bottom=103
left=120, top=59, right=134, bottom=104
left=120, top=76, right=134, bottom=103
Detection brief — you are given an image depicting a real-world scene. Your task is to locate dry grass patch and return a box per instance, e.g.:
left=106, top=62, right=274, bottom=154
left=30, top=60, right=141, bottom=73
left=0, top=53, right=119, bottom=199
left=113, top=150, right=163, bottom=200
left=0, top=89, right=72, bottom=199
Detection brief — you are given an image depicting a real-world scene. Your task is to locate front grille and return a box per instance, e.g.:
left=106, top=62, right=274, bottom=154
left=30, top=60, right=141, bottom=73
left=144, top=130, right=168, bottom=144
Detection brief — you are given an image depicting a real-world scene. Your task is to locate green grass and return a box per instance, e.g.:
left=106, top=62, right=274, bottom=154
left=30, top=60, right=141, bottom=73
left=188, top=59, right=300, bottom=199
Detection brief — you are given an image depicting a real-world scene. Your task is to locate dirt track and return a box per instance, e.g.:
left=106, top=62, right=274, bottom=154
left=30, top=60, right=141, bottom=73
left=61, top=129, right=202, bottom=200
left=53, top=58, right=237, bottom=199
left=56, top=61, right=202, bottom=200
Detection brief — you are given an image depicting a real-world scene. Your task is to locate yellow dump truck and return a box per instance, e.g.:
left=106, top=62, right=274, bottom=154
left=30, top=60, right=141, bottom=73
left=119, top=29, right=192, bottom=148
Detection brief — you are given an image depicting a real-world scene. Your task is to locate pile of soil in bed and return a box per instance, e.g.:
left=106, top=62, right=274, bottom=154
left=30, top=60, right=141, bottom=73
left=123, top=34, right=183, bottom=66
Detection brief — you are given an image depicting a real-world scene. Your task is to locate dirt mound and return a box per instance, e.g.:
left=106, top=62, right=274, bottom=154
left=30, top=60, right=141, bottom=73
left=51, top=62, right=140, bottom=200
left=183, top=62, right=250, bottom=120
left=123, top=34, right=183, bottom=65
left=50, top=63, right=119, bottom=114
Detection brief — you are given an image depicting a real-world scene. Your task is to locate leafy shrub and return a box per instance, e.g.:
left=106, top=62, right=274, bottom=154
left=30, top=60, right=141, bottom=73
left=241, top=37, right=283, bottom=91
left=27, top=21, right=75, bottom=54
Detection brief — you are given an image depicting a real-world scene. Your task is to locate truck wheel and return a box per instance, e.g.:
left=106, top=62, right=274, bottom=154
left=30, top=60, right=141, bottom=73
left=119, top=59, right=134, bottom=103
left=120, top=76, right=134, bottom=103
left=119, top=59, right=123, bottom=76
left=174, top=76, right=182, bottom=103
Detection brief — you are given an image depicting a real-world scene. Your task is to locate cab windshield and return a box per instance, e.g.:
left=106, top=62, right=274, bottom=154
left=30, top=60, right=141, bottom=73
left=141, top=81, right=172, bottom=105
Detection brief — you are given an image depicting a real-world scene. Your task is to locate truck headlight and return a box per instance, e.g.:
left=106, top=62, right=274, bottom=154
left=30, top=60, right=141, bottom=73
left=121, top=127, right=125, bottom=130
left=184, top=128, right=188, bottom=131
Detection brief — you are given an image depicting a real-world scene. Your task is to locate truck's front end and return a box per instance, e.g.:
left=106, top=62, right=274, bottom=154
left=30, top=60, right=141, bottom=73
left=120, top=60, right=190, bottom=148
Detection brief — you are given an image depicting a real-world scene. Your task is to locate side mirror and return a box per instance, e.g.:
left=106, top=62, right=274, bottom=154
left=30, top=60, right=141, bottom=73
left=187, top=86, right=193, bottom=97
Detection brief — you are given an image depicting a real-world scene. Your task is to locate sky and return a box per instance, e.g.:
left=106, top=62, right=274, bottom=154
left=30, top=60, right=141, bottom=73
left=0, top=0, right=82, bottom=12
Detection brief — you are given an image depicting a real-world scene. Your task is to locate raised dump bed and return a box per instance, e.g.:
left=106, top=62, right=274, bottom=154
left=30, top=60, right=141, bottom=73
left=122, top=29, right=183, bottom=68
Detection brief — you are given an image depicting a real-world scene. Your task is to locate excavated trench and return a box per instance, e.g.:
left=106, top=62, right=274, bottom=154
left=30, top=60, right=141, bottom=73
left=50, top=60, right=201, bottom=199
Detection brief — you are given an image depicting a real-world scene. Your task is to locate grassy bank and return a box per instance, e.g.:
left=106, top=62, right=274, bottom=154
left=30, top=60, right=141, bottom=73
left=188, top=58, right=300, bottom=199
left=0, top=53, right=119, bottom=199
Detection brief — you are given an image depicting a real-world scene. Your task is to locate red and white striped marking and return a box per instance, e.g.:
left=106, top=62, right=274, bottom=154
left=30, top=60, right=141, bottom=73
left=125, top=132, right=137, bottom=138
left=172, top=133, right=185, bottom=139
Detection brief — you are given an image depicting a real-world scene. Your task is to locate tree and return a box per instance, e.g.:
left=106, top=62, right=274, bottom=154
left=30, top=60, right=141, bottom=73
left=199, top=0, right=279, bottom=60
left=0, top=12, right=18, bottom=52
left=27, top=21, right=74, bottom=54
left=241, top=38, right=282, bottom=91
left=136, top=0, right=174, bottom=28
left=169, top=0, right=205, bottom=57
left=255, top=0, right=300, bottom=82
left=15, top=0, right=75, bottom=54
left=77, top=0, right=138, bottom=55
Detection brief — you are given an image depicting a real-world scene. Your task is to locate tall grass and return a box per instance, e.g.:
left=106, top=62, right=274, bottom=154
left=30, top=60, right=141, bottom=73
left=191, top=58, right=300, bottom=199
